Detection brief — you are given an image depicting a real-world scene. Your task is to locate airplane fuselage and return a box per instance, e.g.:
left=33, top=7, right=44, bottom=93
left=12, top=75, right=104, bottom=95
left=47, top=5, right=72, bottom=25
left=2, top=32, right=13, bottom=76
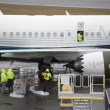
left=0, top=15, right=110, bottom=49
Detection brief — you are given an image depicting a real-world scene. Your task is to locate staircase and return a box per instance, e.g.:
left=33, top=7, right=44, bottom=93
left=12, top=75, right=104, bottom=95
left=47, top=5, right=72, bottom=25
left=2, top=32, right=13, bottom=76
left=73, top=100, right=92, bottom=110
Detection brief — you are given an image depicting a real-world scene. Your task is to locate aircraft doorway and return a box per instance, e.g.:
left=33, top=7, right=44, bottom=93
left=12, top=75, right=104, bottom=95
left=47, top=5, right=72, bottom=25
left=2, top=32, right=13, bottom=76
left=77, top=22, right=84, bottom=42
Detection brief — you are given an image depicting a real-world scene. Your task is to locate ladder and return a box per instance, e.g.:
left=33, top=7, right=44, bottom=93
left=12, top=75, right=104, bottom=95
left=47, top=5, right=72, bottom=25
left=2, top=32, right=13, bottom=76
left=73, top=100, right=92, bottom=110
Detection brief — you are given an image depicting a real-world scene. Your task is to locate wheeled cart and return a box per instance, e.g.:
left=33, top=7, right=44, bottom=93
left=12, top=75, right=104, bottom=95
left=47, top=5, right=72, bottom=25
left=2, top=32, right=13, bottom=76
left=13, top=79, right=30, bottom=95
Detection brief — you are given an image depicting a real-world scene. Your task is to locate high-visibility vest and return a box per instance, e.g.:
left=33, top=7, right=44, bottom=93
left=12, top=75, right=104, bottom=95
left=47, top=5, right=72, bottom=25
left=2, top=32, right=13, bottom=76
left=1, top=73, right=7, bottom=82
left=7, top=71, right=14, bottom=79
left=42, top=72, right=52, bottom=80
left=77, top=33, right=82, bottom=41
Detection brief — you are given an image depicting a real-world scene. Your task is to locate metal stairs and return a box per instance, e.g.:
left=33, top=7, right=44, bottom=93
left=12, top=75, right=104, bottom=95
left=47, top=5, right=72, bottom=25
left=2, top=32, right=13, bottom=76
left=73, top=100, right=92, bottom=110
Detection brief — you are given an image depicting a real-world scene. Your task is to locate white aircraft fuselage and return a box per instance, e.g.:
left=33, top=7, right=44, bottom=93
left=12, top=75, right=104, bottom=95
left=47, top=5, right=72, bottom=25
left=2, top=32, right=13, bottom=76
left=0, top=15, right=110, bottom=48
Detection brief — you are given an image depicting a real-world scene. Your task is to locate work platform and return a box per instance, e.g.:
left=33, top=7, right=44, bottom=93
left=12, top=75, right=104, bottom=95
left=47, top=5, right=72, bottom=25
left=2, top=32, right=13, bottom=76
left=59, top=93, right=104, bottom=100
left=58, top=74, right=105, bottom=110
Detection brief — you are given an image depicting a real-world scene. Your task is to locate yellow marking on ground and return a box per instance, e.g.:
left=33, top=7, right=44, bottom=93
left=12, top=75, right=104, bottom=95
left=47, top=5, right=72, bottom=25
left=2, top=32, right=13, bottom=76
left=58, top=97, right=104, bottom=100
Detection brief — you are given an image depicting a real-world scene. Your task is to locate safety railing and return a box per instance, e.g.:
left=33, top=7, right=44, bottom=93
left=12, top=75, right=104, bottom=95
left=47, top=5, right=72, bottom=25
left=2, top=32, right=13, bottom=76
left=90, top=75, right=105, bottom=95
left=58, top=74, right=74, bottom=95
left=82, top=74, right=89, bottom=88
left=74, top=74, right=81, bottom=88
left=58, top=73, right=105, bottom=95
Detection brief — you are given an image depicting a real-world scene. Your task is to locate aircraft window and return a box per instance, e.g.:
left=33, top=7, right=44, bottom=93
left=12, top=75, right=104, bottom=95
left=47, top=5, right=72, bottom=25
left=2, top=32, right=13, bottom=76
left=41, top=32, right=44, bottom=37
left=16, top=32, right=20, bottom=37
left=91, top=32, right=94, bottom=37
left=23, top=32, right=26, bottom=37
left=67, top=32, right=71, bottom=37
left=35, top=32, right=38, bottom=37
left=53, top=32, right=57, bottom=37
left=10, top=32, right=13, bottom=37
left=3, top=32, right=6, bottom=37
left=47, top=32, right=50, bottom=37
left=60, top=32, right=64, bottom=37
left=85, top=32, right=88, bottom=37
left=29, top=32, right=32, bottom=37
left=97, top=32, right=100, bottom=37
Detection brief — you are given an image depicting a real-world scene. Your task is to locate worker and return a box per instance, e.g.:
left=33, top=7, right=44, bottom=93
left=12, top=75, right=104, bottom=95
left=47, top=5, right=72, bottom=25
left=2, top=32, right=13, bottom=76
left=42, top=69, right=52, bottom=92
left=7, top=68, right=15, bottom=93
left=77, top=31, right=83, bottom=42
left=1, top=69, right=8, bottom=93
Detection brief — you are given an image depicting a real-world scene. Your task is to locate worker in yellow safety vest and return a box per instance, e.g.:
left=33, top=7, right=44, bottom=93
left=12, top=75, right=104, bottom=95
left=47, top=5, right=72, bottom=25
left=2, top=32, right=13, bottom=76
left=7, top=68, right=15, bottom=93
left=42, top=69, right=52, bottom=92
left=77, top=31, right=83, bottom=42
left=1, top=69, right=8, bottom=93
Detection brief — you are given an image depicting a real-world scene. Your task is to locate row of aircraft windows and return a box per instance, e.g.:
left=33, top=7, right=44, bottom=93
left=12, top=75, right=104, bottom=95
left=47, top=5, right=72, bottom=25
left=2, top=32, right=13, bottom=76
left=85, top=32, right=110, bottom=37
left=2, top=32, right=72, bottom=37
left=3, top=32, right=109, bottom=38
left=85, top=32, right=100, bottom=37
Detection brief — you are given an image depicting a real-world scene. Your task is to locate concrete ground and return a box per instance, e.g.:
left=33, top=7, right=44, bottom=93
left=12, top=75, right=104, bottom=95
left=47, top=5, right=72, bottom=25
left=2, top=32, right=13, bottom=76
left=0, top=78, right=105, bottom=110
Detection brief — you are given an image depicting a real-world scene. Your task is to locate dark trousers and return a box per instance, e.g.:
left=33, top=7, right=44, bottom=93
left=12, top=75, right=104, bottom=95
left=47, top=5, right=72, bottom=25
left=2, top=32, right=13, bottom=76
left=1, top=82, right=6, bottom=93
left=43, top=80, right=48, bottom=92
left=7, top=79, right=13, bottom=93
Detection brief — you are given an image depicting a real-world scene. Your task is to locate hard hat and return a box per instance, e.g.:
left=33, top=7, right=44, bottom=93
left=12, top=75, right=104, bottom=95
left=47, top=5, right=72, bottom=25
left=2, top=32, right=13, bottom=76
left=46, top=69, right=49, bottom=72
left=2, top=69, right=6, bottom=73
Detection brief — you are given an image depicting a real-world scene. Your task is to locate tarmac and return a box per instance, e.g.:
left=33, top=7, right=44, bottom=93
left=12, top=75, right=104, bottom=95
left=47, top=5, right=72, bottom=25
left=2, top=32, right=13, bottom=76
left=0, top=62, right=105, bottom=110
left=0, top=74, right=105, bottom=110
left=0, top=0, right=110, bottom=9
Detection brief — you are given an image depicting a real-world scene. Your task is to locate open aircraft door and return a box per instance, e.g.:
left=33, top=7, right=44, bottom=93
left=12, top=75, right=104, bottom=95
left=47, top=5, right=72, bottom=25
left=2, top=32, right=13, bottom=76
left=77, top=22, right=84, bottom=42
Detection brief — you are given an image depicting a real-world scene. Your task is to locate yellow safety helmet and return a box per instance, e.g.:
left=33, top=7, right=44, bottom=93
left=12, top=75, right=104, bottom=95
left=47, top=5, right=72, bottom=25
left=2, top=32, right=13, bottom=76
left=46, top=69, right=49, bottom=72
